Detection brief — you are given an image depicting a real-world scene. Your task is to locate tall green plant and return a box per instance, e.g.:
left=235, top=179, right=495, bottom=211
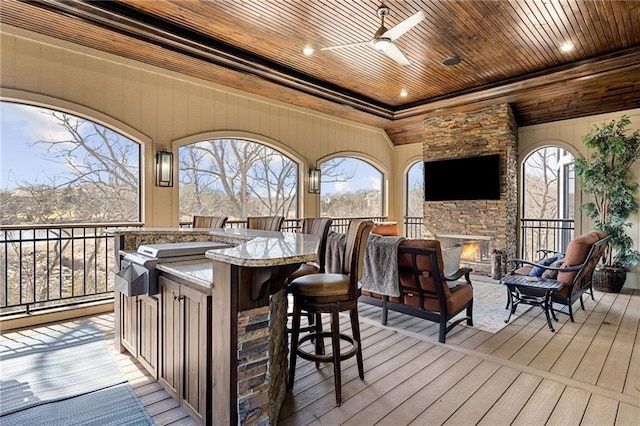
left=575, top=115, right=640, bottom=269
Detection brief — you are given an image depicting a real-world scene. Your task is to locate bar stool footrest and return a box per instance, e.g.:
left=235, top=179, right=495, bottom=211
left=296, top=331, right=358, bottom=363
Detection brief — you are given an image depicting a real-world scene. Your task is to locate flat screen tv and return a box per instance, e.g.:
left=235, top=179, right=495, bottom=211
left=424, top=154, right=501, bottom=201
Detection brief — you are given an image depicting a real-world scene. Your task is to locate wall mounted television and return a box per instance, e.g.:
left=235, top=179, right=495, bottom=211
left=424, top=154, right=501, bottom=201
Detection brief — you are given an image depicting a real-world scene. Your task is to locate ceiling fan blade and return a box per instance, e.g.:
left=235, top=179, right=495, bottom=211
left=382, top=11, right=425, bottom=40
left=382, top=43, right=411, bottom=66
left=320, top=40, right=371, bottom=51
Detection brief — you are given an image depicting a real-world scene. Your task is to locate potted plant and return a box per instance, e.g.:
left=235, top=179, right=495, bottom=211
left=575, top=115, right=640, bottom=292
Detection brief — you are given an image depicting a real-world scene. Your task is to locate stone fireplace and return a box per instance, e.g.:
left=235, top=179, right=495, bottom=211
left=423, top=104, right=518, bottom=275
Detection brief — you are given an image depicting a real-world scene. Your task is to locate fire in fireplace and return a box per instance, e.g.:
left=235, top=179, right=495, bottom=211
left=437, top=233, right=492, bottom=264
left=461, top=242, right=481, bottom=262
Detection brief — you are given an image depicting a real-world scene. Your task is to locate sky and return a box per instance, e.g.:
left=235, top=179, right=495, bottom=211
left=1, top=100, right=385, bottom=195
left=321, top=157, right=382, bottom=195
left=1, top=102, right=71, bottom=190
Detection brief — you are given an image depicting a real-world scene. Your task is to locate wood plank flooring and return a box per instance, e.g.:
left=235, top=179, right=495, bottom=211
left=1, top=285, right=638, bottom=425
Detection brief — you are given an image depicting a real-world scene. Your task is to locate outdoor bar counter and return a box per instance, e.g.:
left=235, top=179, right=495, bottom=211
left=106, top=227, right=319, bottom=425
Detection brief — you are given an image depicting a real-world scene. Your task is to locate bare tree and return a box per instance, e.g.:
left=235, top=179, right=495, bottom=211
left=178, top=139, right=298, bottom=219
left=2, top=110, right=141, bottom=224
left=523, top=148, right=559, bottom=219
left=320, top=157, right=357, bottom=188
left=320, top=157, right=386, bottom=218
left=1, top=108, right=138, bottom=312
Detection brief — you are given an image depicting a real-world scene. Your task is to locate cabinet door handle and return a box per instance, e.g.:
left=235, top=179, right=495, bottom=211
left=173, top=295, right=185, bottom=301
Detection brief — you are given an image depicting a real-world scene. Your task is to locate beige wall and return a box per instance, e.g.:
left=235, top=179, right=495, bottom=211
left=519, top=108, right=640, bottom=289
left=0, top=26, right=397, bottom=226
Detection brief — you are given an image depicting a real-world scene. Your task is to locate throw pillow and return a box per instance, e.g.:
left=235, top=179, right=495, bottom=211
left=529, top=253, right=564, bottom=277
left=442, top=245, right=463, bottom=277
left=541, top=259, right=565, bottom=279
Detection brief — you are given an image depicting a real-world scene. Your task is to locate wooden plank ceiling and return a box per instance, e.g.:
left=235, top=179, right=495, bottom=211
left=1, top=0, right=639, bottom=145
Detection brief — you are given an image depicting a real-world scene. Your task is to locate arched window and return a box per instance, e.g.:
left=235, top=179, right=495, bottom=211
left=521, top=146, right=575, bottom=257
left=0, top=101, right=141, bottom=224
left=178, top=138, right=298, bottom=221
left=405, top=161, right=424, bottom=238
left=319, top=157, right=383, bottom=217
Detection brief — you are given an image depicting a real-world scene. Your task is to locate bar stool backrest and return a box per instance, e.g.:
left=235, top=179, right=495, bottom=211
left=342, top=219, right=374, bottom=297
left=192, top=215, right=228, bottom=228
left=301, top=217, right=333, bottom=273
left=247, top=216, right=284, bottom=231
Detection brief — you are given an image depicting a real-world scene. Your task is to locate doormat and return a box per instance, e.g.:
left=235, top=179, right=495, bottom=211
left=0, top=323, right=153, bottom=425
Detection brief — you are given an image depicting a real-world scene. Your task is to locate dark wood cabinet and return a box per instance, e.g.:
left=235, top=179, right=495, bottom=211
left=158, top=275, right=211, bottom=425
left=118, top=292, right=158, bottom=377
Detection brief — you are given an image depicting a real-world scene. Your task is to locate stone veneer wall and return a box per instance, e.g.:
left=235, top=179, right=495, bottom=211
left=237, top=305, right=271, bottom=425
left=423, top=104, right=519, bottom=274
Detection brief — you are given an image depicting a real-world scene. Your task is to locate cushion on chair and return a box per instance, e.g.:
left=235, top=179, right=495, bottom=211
left=289, top=273, right=351, bottom=297
left=541, top=259, right=565, bottom=279
left=557, top=231, right=606, bottom=287
left=528, top=253, right=564, bottom=277
left=442, top=245, right=463, bottom=277
left=513, top=265, right=533, bottom=276
left=371, top=221, right=399, bottom=236
left=401, top=282, right=472, bottom=313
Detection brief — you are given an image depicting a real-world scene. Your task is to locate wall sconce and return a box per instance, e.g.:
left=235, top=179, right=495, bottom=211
left=308, top=168, right=321, bottom=194
left=155, top=150, right=174, bottom=187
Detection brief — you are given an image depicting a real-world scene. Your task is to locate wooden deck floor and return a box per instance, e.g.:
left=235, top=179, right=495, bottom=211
left=1, top=286, right=639, bottom=425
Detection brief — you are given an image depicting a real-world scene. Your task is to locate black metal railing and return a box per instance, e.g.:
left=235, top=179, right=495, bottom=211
left=1, top=217, right=573, bottom=316
left=0, top=222, right=142, bottom=316
left=3, top=216, right=398, bottom=316
left=404, top=216, right=424, bottom=239
left=519, top=218, right=574, bottom=260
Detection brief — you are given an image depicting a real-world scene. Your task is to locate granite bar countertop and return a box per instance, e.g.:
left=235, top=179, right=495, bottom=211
left=205, top=228, right=319, bottom=267
left=107, top=226, right=319, bottom=282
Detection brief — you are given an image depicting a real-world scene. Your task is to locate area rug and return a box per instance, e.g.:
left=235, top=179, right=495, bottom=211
left=453, top=277, right=531, bottom=333
left=0, top=324, right=153, bottom=425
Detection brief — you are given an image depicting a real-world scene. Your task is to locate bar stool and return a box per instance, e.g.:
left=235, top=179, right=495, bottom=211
left=192, top=215, right=228, bottom=228
left=288, top=219, right=373, bottom=406
left=246, top=215, right=284, bottom=231
left=285, top=217, right=333, bottom=334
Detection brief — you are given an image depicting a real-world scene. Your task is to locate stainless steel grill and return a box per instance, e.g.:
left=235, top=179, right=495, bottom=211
left=116, top=241, right=230, bottom=296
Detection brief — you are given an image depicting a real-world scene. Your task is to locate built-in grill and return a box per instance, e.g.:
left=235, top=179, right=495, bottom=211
left=115, top=241, right=231, bottom=296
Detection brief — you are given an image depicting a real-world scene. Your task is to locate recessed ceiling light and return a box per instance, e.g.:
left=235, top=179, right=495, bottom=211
left=442, top=55, right=463, bottom=66
left=559, top=41, right=574, bottom=53
left=400, top=89, right=408, bottom=97
left=302, top=45, right=315, bottom=56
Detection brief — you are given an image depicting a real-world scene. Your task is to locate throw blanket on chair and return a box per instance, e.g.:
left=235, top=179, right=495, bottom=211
left=325, top=231, right=405, bottom=297
left=325, top=231, right=346, bottom=274
left=361, top=234, right=405, bottom=297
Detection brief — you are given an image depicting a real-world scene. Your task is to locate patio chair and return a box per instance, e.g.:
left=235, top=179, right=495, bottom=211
left=507, top=231, right=609, bottom=321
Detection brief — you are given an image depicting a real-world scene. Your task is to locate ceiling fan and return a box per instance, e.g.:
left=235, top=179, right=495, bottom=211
left=321, top=5, right=425, bottom=66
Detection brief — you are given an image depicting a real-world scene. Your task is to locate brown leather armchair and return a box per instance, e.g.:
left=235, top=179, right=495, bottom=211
left=360, top=239, right=474, bottom=343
